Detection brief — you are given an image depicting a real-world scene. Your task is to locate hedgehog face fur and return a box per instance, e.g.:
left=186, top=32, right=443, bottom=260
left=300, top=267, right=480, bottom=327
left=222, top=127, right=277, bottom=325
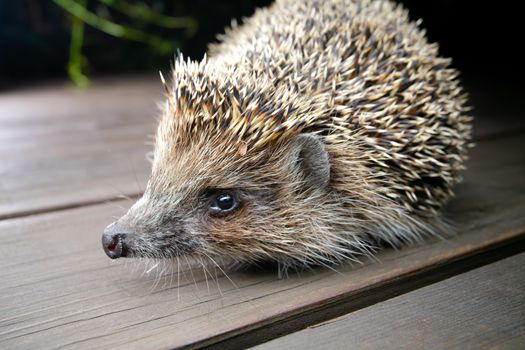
left=102, top=0, right=472, bottom=271
left=119, top=128, right=341, bottom=265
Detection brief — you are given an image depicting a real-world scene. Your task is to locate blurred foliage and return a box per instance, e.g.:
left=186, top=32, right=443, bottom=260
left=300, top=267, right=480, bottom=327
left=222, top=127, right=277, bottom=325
left=0, top=0, right=271, bottom=87
left=53, top=0, right=198, bottom=86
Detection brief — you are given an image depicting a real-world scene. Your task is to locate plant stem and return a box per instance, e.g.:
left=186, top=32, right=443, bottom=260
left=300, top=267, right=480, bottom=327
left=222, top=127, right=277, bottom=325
left=53, top=0, right=177, bottom=54
left=98, top=0, right=197, bottom=35
left=67, top=0, right=89, bottom=87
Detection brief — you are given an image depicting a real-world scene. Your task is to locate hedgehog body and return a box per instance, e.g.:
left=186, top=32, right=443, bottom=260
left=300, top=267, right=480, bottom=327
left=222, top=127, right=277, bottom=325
left=102, top=0, right=472, bottom=271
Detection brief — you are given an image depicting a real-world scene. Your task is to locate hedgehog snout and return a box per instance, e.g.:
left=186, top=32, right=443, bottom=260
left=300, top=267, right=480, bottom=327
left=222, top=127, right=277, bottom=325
left=102, top=222, right=134, bottom=259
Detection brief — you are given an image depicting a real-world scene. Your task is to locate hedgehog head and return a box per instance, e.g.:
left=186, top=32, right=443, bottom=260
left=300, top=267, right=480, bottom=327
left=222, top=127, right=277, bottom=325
left=101, top=58, right=350, bottom=268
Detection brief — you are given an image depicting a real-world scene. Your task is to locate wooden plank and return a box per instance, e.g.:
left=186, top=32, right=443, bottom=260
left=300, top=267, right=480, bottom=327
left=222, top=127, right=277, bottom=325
left=0, top=131, right=524, bottom=349
left=1, top=76, right=524, bottom=220
left=0, top=76, right=160, bottom=219
left=254, top=252, right=525, bottom=350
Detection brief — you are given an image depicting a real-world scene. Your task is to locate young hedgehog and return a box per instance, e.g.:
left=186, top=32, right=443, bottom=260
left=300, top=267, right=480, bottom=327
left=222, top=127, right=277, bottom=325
left=102, top=0, right=472, bottom=273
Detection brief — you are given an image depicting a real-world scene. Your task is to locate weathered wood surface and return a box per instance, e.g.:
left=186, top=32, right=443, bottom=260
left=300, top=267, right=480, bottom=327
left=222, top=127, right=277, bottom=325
left=255, top=252, right=525, bottom=350
left=0, top=124, right=523, bottom=349
left=0, top=77, right=160, bottom=219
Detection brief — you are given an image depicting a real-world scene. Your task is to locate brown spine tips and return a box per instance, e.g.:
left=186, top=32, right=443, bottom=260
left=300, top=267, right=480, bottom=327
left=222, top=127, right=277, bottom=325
left=160, top=70, right=178, bottom=112
left=159, top=71, right=170, bottom=96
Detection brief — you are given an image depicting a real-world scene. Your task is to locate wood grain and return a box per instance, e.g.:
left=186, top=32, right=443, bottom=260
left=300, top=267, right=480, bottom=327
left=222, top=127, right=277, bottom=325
left=0, top=132, right=523, bottom=349
left=255, top=252, right=525, bottom=350
left=0, top=76, right=160, bottom=219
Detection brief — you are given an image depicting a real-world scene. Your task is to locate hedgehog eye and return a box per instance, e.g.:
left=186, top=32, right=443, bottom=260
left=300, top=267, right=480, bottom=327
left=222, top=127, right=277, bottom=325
left=208, top=190, right=239, bottom=216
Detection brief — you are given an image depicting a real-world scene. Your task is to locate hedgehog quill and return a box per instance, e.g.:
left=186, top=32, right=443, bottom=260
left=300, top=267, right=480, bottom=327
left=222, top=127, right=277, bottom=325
left=102, top=0, right=472, bottom=274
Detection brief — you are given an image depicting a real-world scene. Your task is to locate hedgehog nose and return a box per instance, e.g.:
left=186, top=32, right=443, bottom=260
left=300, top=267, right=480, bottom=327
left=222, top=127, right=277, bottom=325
left=102, top=222, right=132, bottom=259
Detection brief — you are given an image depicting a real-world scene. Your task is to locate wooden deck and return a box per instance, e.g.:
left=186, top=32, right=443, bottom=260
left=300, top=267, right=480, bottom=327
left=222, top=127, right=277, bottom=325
left=0, top=77, right=524, bottom=349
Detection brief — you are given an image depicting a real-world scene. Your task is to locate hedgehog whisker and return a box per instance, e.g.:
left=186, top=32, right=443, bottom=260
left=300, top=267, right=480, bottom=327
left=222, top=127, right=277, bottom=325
left=202, top=252, right=238, bottom=289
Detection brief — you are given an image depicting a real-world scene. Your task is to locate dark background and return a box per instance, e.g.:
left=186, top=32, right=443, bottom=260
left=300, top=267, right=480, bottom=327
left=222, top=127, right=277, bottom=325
left=0, top=1, right=520, bottom=115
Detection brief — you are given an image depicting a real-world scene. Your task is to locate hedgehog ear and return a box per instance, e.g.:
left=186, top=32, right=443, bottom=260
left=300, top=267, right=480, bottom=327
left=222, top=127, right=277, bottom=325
left=291, top=134, right=330, bottom=190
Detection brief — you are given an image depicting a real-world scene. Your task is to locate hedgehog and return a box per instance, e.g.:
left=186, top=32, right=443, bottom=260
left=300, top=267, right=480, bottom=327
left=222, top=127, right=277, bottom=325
left=101, top=0, right=472, bottom=274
